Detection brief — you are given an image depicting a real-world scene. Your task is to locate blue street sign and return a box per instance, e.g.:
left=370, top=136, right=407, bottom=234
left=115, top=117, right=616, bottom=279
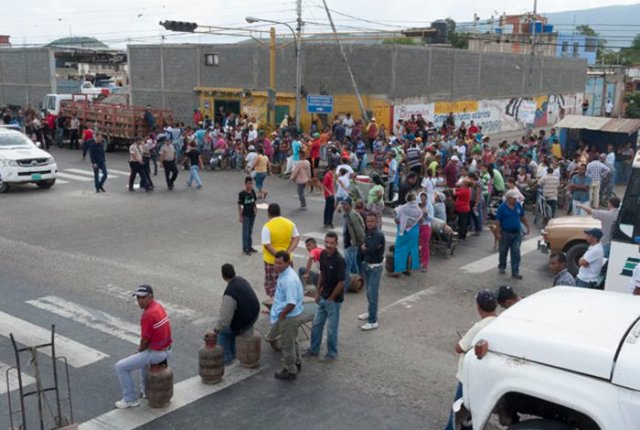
left=306, top=95, right=334, bottom=114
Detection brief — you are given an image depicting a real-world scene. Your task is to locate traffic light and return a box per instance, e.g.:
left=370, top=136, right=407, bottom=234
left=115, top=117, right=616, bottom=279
left=160, top=21, right=198, bottom=32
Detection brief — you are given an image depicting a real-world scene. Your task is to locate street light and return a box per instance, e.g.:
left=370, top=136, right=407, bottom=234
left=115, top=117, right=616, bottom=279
left=246, top=16, right=302, bottom=131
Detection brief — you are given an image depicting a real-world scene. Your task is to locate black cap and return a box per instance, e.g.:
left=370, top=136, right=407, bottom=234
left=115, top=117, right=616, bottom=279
left=584, top=228, right=603, bottom=240
left=132, top=284, right=154, bottom=297
left=476, top=290, right=497, bottom=312
left=495, top=285, right=516, bottom=304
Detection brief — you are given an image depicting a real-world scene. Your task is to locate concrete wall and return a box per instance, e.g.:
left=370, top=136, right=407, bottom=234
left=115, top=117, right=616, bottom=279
left=0, top=48, right=54, bottom=108
left=128, top=42, right=588, bottom=125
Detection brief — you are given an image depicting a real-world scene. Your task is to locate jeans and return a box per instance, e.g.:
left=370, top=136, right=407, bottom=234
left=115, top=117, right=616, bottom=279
left=115, top=348, right=171, bottom=403
left=444, top=382, right=463, bottom=430
left=603, top=243, right=611, bottom=258
left=163, top=160, right=178, bottom=188
left=150, top=151, right=158, bottom=175
left=298, top=266, right=319, bottom=286
left=242, top=215, right=255, bottom=252
left=255, top=172, right=267, bottom=192
left=309, top=299, right=341, bottom=358
left=93, top=161, right=108, bottom=191
left=70, top=129, right=78, bottom=149
left=297, top=183, right=307, bottom=208
left=576, top=278, right=598, bottom=288
left=56, top=128, right=64, bottom=148
left=324, top=195, right=335, bottom=226
left=547, top=199, right=558, bottom=219
left=82, top=140, right=90, bottom=158
left=470, top=201, right=483, bottom=233
left=498, top=229, right=522, bottom=276
left=343, top=245, right=361, bottom=293
left=216, top=327, right=236, bottom=364
left=187, top=165, right=203, bottom=187
left=363, top=263, right=383, bottom=323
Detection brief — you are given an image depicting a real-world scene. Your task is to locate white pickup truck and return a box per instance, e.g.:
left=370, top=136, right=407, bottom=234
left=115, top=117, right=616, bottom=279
left=457, top=287, right=640, bottom=430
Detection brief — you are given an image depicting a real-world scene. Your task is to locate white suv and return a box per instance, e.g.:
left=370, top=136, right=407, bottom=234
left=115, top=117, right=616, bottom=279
left=457, top=287, right=640, bottom=430
left=0, top=127, right=57, bottom=193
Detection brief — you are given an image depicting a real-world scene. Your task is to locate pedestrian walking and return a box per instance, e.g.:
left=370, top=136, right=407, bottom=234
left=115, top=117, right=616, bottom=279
left=359, top=213, right=385, bottom=330
left=128, top=138, right=151, bottom=192
left=444, top=290, right=497, bottom=430
left=89, top=134, right=108, bottom=193
left=185, top=141, right=204, bottom=189
left=261, top=203, right=300, bottom=297
left=290, top=158, right=311, bottom=210
left=304, top=231, right=345, bottom=361
left=238, top=176, right=258, bottom=255
left=322, top=168, right=336, bottom=228
left=158, top=136, right=178, bottom=190
left=69, top=114, right=79, bottom=150
left=207, top=264, right=260, bottom=365
left=549, top=252, right=575, bottom=287
left=114, top=285, right=172, bottom=409
left=271, top=251, right=304, bottom=380
left=81, top=124, right=93, bottom=159
left=495, top=189, right=530, bottom=280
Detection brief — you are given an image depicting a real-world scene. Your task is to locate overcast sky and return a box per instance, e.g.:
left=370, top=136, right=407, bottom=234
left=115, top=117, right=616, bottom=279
left=3, top=0, right=639, bottom=48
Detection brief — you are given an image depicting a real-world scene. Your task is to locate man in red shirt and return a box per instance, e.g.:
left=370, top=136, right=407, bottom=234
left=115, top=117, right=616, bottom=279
left=322, top=169, right=335, bottom=229
left=298, top=237, right=324, bottom=288
left=81, top=125, right=95, bottom=161
left=114, top=285, right=172, bottom=409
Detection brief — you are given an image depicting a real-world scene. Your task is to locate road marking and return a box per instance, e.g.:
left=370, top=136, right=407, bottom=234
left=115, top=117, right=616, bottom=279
left=380, top=287, right=441, bottom=312
left=78, top=365, right=261, bottom=430
left=65, top=168, right=120, bottom=179
left=102, top=284, right=201, bottom=322
left=26, top=296, right=140, bottom=345
left=0, top=310, right=108, bottom=368
left=459, top=237, right=540, bottom=274
left=0, top=360, right=36, bottom=395
left=106, top=168, right=131, bottom=176
left=56, top=172, right=93, bottom=182
left=56, top=179, right=70, bottom=184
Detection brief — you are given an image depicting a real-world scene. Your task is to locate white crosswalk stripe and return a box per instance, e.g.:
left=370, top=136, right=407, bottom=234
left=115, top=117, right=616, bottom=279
left=56, top=172, right=93, bottom=182
left=0, top=310, right=109, bottom=368
left=0, top=360, right=36, bottom=395
left=26, top=296, right=140, bottom=345
left=459, top=237, right=540, bottom=274
left=65, top=168, right=120, bottom=179
left=105, top=168, right=130, bottom=176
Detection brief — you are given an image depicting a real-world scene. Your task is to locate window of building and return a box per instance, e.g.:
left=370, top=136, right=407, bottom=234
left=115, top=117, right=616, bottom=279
left=204, top=53, right=219, bottom=66
left=573, top=42, right=580, bottom=57
left=561, top=41, right=569, bottom=54
left=585, top=38, right=597, bottom=53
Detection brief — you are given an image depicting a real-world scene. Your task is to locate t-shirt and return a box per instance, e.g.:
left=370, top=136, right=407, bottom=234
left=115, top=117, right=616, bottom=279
left=496, top=202, right=525, bottom=233
left=82, top=128, right=94, bottom=141
left=319, top=250, right=346, bottom=303
left=406, top=147, right=421, bottom=169
left=577, top=243, right=604, bottom=283
left=336, top=174, right=350, bottom=199
left=454, top=187, right=471, bottom=213
left=456, top=316, right=496, bottom=381
left=188, top=149, right=201, bottom=166
left=323, top=171, right=335, bottom=198
left=540, top=174, right=560, bottom=200
left=270, top=266, right=304, bottom=324
left=238, top=189, right=257, bottom=217
left=571, top=174, right=592, bottom=202
left=292, top=140, right=302, bottom=161
left=141, top=300, right=172, bottom=351
left=492, top=170, right=505, bottom=192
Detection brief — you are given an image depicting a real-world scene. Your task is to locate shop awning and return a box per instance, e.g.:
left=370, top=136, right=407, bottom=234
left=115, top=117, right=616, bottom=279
left=555, top=115, right=640, bottom=134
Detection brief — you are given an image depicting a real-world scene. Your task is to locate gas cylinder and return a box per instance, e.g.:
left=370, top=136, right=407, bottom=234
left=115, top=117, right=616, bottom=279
left=236, top=329, right=261, bottom=368
left=385, top=244, right=395, bottom=273
left=347, top=275, right=364, bottom=293
left=145, top=362, right=173, bottom=408
left=199, top=333, right=225, bottom=384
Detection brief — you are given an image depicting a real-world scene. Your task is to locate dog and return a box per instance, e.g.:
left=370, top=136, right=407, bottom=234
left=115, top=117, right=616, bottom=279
left=486, top=220, right=500, bottom=251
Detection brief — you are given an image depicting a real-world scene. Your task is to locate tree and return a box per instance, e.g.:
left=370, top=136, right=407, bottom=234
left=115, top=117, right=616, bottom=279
left=576, top=24, right=607, bottom=60
left=625, top=91, right=640, bottom=119
left=444, top=17, right=470, bottom=49
left=618, top=34, right=640, bottom=65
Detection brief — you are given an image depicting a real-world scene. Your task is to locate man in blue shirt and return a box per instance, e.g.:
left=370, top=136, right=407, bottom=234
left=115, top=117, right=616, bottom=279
left=496, top=190, right=530, bottom=280
left=569, top=163, right=592, bottom=216
left=291, top=136, right=302, bottom=162
left=270, top=251, right=304, bottom=380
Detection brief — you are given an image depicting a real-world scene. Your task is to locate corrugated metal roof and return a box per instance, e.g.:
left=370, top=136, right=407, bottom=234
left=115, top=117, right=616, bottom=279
left=555, top=115, right=640, bottom=134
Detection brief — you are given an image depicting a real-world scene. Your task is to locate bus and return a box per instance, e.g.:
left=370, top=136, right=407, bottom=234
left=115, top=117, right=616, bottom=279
left=607, top=149, right=640, bottom=293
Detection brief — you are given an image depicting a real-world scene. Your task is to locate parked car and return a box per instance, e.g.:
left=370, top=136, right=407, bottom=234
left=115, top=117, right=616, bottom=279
left=456, top=287, right=640, bottom=430
left=537, top=215, right=601, bottom=276
left=0, top=127, right=57, bottom=193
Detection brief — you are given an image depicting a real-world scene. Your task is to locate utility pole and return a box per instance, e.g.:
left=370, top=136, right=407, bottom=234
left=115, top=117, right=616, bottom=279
left=295, top=0, right=303, bottom=131
left=269, top=27, right=276, bottom=128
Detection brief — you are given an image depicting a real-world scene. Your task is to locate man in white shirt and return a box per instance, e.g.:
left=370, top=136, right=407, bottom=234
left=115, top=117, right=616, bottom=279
left=245, top=146, right=258, bottom=172
left=605, top=99, right=613, bottom=117
left=576, top=228, right=604, bottom=288
left=342, top=113, right=355, bottom=139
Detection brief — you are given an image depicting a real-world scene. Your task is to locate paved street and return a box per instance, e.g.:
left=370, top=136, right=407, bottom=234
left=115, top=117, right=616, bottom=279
left=0, top=146, right=555, bottom=430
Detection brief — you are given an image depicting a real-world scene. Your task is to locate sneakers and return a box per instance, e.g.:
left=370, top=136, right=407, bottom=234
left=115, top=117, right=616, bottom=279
left=115, top=399, right=141, bottom=409
left=512, top=274, right=523, bottom=280
left=274, top=369, right=296, bottom=380
left=318, top=355, right=336, bottom=363
left=361, top=322, right=379, bottom=331
left=498, top=268, right=506, bottom=275
left=301, top=349, right=319, bottom=358
left=358, top=312, right=369, bottom=321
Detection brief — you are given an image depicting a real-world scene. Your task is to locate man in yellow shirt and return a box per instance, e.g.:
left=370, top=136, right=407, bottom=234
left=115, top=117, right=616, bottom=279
left=262, top=203, right=301, bottom=297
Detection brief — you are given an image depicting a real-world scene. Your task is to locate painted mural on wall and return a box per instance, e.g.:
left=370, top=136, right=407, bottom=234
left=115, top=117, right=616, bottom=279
left=393, top=92, right=583, bottom=134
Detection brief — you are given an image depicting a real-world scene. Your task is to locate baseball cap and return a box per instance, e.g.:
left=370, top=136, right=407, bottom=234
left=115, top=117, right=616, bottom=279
left=476, top=290, right=497, bottom=312
left=450, top=155, right=460, bottom=161
left=341, top=196, right=353, bottom=205
left=132, top=285, right=154, bottom=297
left=584, top=228, right=603, bottom=239
left=495, top=285, right=516, bottom=304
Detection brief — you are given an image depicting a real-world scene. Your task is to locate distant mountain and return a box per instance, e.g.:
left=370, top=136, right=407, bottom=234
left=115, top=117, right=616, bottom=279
left=543, top=3, right=640, bottom=49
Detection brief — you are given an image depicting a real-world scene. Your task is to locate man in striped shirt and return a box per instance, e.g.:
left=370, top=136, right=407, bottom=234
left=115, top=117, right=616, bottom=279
left=586, top=154, right=610, bottom=209
left=114, top=285, right=173, bottom=409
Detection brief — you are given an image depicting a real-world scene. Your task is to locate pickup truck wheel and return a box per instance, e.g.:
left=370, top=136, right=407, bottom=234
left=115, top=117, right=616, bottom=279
left=507, top=419, right=573, bottom=430
left=565, top=242, right=588, bottom=277
left=36, top=179, right=55, bottom=189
